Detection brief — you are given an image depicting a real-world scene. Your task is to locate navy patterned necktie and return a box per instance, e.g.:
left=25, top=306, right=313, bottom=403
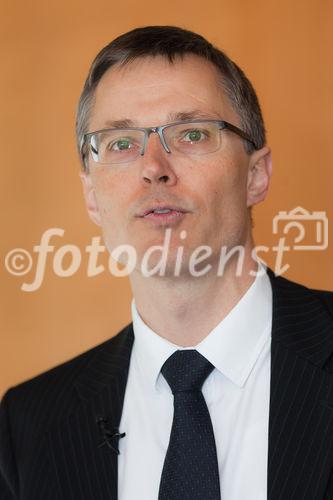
left=158, top=349, right=221, bottom=500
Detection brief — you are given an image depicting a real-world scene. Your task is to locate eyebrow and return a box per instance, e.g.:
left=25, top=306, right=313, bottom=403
left=101, top=110, right=221, bottom=129
left=103, top=119, right=134, bottom=128
left=168, top=110, right=220, bottom=122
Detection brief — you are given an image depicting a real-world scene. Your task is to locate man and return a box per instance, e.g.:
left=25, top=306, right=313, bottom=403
left=1, top=26, right=333, bottom=500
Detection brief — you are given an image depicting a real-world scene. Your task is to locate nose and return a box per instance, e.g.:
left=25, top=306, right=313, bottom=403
left=140, top=133, right=178, bottom=186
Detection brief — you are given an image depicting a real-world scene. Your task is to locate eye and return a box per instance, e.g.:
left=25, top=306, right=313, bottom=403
left=108, top=138, right=133, bottom=151
left=182, top=129, right=208, bottom=143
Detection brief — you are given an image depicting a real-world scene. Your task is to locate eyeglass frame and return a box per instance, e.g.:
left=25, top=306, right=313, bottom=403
left=82, top=119, right=258, bottom=166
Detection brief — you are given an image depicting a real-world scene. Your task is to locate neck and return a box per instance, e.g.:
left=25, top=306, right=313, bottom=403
left=130, top=247, right=259, bottom=347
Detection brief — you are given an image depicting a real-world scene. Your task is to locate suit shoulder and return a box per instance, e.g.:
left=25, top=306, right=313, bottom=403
left=267, top=268, right=333, bottom=319
left=267, top=268, right=332, bottom=295
left=1, top=323, right=132, bottom=416
left=310, top=289, right=333, bottom=316
left=0, top=323, right=133, bottom=464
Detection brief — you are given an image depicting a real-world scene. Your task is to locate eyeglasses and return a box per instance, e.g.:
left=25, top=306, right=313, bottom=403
left=83, top=119, right=257, bottom=166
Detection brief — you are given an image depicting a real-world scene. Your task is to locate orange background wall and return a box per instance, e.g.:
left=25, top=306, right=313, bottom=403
left=1, top=0, right=332, bottom=397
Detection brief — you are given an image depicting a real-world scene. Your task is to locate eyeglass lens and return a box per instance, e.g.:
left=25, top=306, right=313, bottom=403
left=89, top=121, right=223, bottom=165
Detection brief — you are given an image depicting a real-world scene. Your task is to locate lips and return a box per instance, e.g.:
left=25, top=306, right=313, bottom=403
left=140, top=205, right=188, bottom=217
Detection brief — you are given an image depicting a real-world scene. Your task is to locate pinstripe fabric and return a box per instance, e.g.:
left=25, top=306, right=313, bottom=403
left=266, top=270, right=333, bottom=499
left=0, top=326, right=133, bottom=500
left=1, top=270, right=333, bottom=499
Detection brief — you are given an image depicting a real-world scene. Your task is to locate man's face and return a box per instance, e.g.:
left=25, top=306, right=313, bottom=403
left=81, top=54, right=270, bottom=276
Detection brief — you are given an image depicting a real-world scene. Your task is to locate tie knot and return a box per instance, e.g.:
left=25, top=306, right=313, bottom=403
left=161, top=350, right=214, bottom=394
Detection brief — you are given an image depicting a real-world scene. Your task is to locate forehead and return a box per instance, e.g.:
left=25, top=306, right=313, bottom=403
left=89, top=54, right=239, bottom=130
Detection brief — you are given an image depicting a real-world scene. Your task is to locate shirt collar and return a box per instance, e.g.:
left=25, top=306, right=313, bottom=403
left=131, top=266, right=272, bottom=391
left=131, top=301, right=181, bottom=392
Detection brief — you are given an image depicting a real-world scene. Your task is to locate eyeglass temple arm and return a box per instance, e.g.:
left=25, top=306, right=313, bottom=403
left=221, top=121, right=257, bottom=149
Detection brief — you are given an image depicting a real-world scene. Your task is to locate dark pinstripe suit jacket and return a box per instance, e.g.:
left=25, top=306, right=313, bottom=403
left=1, top=270, right=333, bottom=500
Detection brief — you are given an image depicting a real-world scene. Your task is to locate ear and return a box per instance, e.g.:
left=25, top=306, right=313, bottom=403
left=79, top=171, right=102, bottom=226
left=246, top=146, right=272, bottom=207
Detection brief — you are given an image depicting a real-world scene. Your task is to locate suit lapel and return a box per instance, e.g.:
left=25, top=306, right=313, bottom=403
left=46, top=324, right=134, bottom=500
left=267, top=270, right=333, bottom=499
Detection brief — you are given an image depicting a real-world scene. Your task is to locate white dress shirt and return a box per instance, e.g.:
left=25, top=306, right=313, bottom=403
left=118, top=270, right=272, bottom=500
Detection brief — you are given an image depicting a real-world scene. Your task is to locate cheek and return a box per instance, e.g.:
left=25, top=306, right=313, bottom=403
left=91, top=169, right=129, bottom=217
left=203, top=157, right=248, bottom=214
